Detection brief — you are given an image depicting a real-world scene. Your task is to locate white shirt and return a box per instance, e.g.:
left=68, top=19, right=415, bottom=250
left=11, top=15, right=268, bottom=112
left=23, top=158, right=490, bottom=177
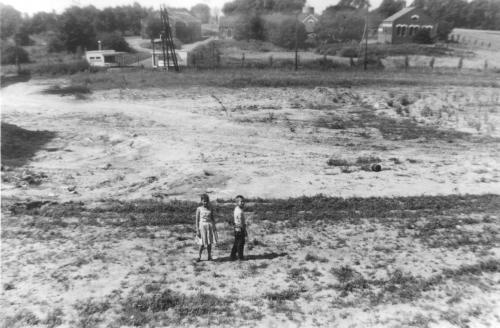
left=234, top=206, right=245, bottom=229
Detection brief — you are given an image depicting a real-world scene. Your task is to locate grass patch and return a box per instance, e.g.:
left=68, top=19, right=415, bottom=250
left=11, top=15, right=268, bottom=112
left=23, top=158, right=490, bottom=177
left=2, top=309, right=40, bottom=327
left=6, top=194, right=499, bottom=229
left=263, top=288, right=302, bottom=302
left=42, top=84, right=91, bottom=96
left=327, top=158, right=350, bottom=166
left=305, top=253, right=329, bottom=263
left=69, top=68, right=500, bottom=91
left=74, top=299, right=111, bottom=328
left=120, top=289, right=233, bottom=326
left=1, top=122, right=57, bottom=168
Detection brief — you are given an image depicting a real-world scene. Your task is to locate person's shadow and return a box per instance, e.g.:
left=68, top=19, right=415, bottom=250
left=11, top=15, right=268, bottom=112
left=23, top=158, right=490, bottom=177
left=215, top=252, right=288, bottom=262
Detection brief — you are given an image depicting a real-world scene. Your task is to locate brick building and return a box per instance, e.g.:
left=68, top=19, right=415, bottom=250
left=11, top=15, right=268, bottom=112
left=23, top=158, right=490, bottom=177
left=378, top=7, right=436, bottom=44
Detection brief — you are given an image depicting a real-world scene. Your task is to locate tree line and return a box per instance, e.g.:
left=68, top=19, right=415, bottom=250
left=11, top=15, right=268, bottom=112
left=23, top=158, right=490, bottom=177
left=222, top=0, right=500, bottom=46
left=0, top=2, right=212, bottom=55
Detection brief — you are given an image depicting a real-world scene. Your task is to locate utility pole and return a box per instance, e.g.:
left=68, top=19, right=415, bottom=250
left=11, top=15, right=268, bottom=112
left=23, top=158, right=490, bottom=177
left=363, top=16, right=368, bottom=71
left=295, top=11, right=299, bottom=71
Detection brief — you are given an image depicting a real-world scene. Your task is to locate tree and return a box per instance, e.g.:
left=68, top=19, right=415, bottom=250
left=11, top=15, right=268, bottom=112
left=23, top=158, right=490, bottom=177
left=466, top=0, right=500, bottom=30
left=316, top=6, right=367, bottom=42
left=1, top=44, right=30, bottom=65
left=27, top=12, right=58, bottom=34
left=266, top=17, right=307, bottom=49
left=191, top=3, right=211, bottom=24
left=14, top=22, right=33, bottom=46
left=223, top=0, right=305, bottom=15
left=141, top=13, right=163, bottom=40
left=97, top=31, right=132, bottom=52
left=376, top=0, right=406, bottom=18
left=233, top=14, right=265, bottom=41
left=336, top=0, right=371, bottom=10
left=0, top=4, right=22, bottom=39
left=59, top=6, right=99, bottom=52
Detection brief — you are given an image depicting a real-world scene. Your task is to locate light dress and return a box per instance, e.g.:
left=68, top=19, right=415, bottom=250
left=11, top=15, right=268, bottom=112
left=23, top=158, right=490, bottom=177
left=197, top=206, right=218, bottom=246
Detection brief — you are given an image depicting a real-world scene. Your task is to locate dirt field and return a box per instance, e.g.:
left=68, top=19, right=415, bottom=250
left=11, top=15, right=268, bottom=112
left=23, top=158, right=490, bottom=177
left=1, top=72, right=500, bottom=327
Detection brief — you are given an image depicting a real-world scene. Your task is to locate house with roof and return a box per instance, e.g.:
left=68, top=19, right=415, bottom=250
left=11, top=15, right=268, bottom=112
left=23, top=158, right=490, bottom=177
left=378, top=7, right=436, bottom=44
left=298, top=6, right=319, bottom=37
left=218, top=15, right=240, bottom=39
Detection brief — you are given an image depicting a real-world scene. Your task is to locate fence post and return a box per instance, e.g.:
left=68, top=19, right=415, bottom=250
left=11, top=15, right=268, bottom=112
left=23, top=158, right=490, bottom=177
left=458, top=57, right=463, bottom=70
left=241, top=52, right=245, bottom=68
left=484, top=60, right=488, bottom=71
left=429, top=57, right=435, bottom=70
left=350, top=56, right=355, bottom=67
left=269, top=55, right=273, bottom=68
left=404, top=55, right=409, bottom=72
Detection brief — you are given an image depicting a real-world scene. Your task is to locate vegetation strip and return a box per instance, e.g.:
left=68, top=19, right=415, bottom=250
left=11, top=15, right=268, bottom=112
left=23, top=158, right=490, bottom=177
left=68, top=69, right=500, bottom=91
left=6, top=194, right=499, bottom=224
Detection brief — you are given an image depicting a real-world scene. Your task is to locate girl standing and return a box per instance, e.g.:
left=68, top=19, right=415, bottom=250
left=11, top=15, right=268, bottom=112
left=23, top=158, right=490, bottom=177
left=195, top=194, right=218, bottom=261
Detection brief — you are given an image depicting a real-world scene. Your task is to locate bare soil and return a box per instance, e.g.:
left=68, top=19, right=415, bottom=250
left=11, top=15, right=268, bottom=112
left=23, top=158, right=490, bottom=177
left=1, top=75, right=499, bottom=327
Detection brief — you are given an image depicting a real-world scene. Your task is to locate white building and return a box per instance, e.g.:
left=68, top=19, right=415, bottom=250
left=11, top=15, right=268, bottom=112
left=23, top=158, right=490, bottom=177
left=85, top=50, right=126, bottom=67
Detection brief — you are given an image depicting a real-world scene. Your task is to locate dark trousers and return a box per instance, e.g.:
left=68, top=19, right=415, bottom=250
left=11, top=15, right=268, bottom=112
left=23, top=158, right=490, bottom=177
left=230, top=230, right=245, bottom=260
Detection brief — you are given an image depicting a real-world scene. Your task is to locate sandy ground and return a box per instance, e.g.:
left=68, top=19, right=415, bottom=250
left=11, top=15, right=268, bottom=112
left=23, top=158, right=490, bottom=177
left=1, top=80, right=499, bottom=203
left=1, top=77, right=500, bottom=327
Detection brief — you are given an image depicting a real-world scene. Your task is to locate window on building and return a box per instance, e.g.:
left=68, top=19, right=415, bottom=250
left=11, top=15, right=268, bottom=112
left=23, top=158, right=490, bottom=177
left=402, top=25, right=407, bottom=36
left=411, top=15, right=419, bottom=21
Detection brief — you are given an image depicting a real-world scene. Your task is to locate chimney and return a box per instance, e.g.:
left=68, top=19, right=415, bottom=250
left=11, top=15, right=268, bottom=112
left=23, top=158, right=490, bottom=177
left=98, top=40, right=102, bottom=51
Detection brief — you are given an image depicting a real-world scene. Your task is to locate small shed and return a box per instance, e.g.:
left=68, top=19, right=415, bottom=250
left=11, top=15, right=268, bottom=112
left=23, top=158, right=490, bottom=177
left=150, top=38, right=188, bottom=68
left=378, top=7, right=436, bottom=44
left=85, top=50, right=126, bottom=67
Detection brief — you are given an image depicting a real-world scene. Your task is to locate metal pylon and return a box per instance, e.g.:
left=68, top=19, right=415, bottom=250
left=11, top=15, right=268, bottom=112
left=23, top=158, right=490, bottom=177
left=160, top=5, right=179, bottom=72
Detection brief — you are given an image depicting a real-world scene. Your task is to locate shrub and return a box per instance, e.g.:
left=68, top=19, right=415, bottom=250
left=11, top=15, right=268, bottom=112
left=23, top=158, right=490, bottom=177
left=413, top=29, right=433, bottom=44
left=31, top=60, right=90, bottom=75
left=1, top=44, right=30, bottom=65
left=339, top=46, right=358, bottom=58
left=327, top=158, right=350, bottom=166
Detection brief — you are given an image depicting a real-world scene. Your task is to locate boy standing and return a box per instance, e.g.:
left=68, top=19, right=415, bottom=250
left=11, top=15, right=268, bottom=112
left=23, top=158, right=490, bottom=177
left=230, top=195, right=246, bottom=261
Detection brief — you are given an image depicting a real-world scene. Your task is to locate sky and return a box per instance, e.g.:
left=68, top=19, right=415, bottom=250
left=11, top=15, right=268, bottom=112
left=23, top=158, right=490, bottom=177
left=2, top=0, right=384, bottom=16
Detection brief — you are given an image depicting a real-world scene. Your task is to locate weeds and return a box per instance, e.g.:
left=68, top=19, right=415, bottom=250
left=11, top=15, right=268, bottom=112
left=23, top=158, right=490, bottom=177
left=74, top=299, right=111, bottom=328
left=43, top=308, right=64, bottom=328
left=263, top=288, right=303, bottom=302
left=305, top=253, right=329, bottom=263
left=70, top=69, right=500, bottom=91
left=327, top=158, right=350, bottom=166
left=2, top=309, right=40, bottom=327
left=121, top=289, right=233, bottom=326
left=42, top=85, right=91, bottom=96
left=8, top=194, right=499, bottom=228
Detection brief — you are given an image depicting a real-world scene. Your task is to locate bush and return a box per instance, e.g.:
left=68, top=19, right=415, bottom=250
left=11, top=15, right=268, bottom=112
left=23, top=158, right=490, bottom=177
left=413, top=29, right=433, bottom=44
left=31, top=60, right=90, bottom=75
left=1, top=45, right=30, bottom=65
left=339, top=46, right=359, bottom=58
